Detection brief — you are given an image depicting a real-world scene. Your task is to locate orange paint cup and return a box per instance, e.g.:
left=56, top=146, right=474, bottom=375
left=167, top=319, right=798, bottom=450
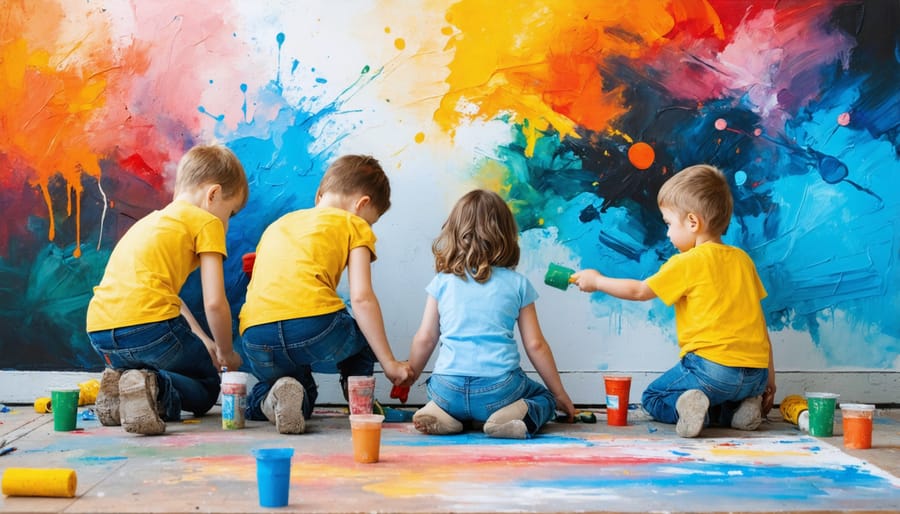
left=840, top=403, right=875, bottom=449
left=603, top=375, right=632, bottom=426
left=349, top=414, right=384, bottom=463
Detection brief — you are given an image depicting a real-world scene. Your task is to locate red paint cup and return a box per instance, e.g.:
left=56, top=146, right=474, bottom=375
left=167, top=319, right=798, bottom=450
left=348, top=376, right=376, bottom=415
left=604, top=375, right=632, bottom=426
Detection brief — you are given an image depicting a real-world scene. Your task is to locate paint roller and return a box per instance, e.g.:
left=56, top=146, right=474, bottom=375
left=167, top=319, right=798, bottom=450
left=544, top=263, right=576, bottom=290
left=2, top=468, right=77, bottom=498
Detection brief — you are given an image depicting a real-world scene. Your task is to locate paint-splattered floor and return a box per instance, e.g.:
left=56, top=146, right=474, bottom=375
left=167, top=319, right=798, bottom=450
left=1, top=403, right=898, bottom=513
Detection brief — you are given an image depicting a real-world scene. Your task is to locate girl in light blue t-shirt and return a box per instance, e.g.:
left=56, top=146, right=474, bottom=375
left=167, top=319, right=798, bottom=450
left=404, top=189, right=575, bottom=439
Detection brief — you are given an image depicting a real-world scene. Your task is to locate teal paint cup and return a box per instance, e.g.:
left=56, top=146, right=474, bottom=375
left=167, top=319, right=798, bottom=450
left=804, top=392, right=839, bottom=437
left=544, top=263, right=575, bottom=290
left=253, top=448, right=294, bottom=507
left=51, top=389, right=80, bottom=432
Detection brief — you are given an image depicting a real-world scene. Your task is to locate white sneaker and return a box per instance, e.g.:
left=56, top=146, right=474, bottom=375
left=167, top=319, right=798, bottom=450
left=261, top=377, right=306, bottom=434
left=118, top=370, right=165, bottom=435
left=412, top=401, right=463, bottom=435
left=484, top=399, right=529, bottom=439
left=95, top=368, right=122, bottom=426
left=675, top=389, right=709, bottom=438
left=731, top=395, right=763, bottom=431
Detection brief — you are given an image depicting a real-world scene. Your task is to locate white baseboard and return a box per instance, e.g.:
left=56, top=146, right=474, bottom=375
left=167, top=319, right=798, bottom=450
left=1, top=370, right=896, bottom=407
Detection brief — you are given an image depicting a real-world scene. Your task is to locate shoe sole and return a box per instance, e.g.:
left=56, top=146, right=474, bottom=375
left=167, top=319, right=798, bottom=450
left=119, top=370, right=165, bottom=435
left=676, top=390, right=709, bottom=438
left=732, top=396, right=763, bottom=431
left=272, top=379, right=305, bottom=434
left=484, top=420, right=527, bottom=439
left=96, top=368, right=122, bottom=426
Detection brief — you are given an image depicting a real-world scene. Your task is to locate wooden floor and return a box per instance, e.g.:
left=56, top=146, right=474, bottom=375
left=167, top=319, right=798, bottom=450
left=1, top=402, right=898, bottom=513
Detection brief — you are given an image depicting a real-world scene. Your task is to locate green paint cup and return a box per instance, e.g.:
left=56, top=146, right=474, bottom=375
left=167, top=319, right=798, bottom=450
left=804, top=392, right=839, bottom=437
left=51, top=389, right=80, bottom=432
left=544, top=263, right=575, bottom=290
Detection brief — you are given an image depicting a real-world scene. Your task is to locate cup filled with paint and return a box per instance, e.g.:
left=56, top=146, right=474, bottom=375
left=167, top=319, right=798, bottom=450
left=603, top=375, right=632, bottom=426
left=252, top=447, right=294, bottom=508
left=50, top=389, right=81, bottom=432
left=349, top=414, right=385, bottom=463
left=347, top=375, right=376, bottom=415
left=544, top=263, right=576, bottom=291
left=840, top=403, right=875, bottom=449
left=804, top=392, right=839, bottom=437
left=221, top=370, right=248, bottom=430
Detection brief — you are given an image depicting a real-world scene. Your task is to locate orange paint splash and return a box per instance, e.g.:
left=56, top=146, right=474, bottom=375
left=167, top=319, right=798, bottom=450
left=628, top=142, right=655, bottom=170
left=433, top=0, right=725, bottom=157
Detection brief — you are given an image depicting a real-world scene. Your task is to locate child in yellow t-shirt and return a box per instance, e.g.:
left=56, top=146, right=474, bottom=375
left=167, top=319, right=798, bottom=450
left=86, top=144, right=248, bottom=435
left=572, top=164, right=776, bottom=438
left=239, top=154, right=412, bottom=434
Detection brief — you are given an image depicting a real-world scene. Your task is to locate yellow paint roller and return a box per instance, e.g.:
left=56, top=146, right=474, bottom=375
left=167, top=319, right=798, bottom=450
left=2, top=468, right=77, bottom=498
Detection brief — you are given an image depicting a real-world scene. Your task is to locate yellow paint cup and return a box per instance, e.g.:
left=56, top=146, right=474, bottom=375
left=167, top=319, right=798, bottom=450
left=2, top=468, right=77, bottom=498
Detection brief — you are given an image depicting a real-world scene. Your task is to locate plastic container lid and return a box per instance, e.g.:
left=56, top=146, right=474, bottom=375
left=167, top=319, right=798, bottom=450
left=839, top=403, right=875, bottom=411
left=804, top=392, right=839, bottom=399
left=222, top=371, right=249, bottom=384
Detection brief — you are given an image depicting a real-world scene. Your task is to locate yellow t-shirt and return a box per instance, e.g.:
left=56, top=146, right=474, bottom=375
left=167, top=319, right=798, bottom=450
left=644, top=242, right=769, bottom=368
left=86, top=200, right=227, bottom=331
left=239, top=207, right=376, bottom=334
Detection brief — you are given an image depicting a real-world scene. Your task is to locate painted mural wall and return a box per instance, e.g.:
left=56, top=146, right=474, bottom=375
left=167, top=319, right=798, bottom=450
left=1, top=1, right=897, bottom=379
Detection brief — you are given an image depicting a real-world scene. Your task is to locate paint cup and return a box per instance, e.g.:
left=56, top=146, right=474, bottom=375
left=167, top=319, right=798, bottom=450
left=242, top=252, right=256, bottom=278
left=347, top=375, right=376, bottom=415
left=253, top=448, right=294, bottom=508
left=840, top=403, right=875, bottom=449
left=349, top=414, right=384, bottom=463
left=544, top=263, right=575, bottom=290
left=804, top=392, right=839, bottom=437
left=603, top=375, right=632, bottom=426
left=221, top=371, right=248, bottom=430
left=1, top=468, right=77, bottom=497
left=51, top=389, right=80, bottom=432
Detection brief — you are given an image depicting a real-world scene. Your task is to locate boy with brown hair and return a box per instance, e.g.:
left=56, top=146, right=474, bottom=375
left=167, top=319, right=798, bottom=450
left=239, top=154, right=413, bottom=434
left=572, top=164, right=776, bottom=438
left=87, top=144, right=248, bottom=435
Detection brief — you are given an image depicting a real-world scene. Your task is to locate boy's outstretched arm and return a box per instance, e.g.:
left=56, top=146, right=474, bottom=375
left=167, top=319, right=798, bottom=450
left=404, top=296, right=441, bottom=386
left=347, top=247, right=413, bottom=386
left=197, top=252, right=242, bottom=370
left=518, top=303, right=576, bottom=421
left=571, top=269, right=657, bottom=301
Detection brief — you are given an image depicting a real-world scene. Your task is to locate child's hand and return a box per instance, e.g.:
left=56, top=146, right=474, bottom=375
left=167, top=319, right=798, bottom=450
left=571, top=269, right=602, bottom=292
left=555, top=393, right=576, bottom=422
left=218, top=349, right=243, bottom=371
left=383, top=360, right=414, bottom=386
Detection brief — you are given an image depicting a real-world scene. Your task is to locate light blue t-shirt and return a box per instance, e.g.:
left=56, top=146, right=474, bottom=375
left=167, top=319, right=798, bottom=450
left=427, top=267, right=539, bottom=377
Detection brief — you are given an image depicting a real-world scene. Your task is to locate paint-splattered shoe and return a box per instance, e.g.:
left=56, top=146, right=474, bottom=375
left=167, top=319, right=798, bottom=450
left=95, top=368, right=122, bottom=426
left=413, top=401, right=463, bottom=435
left=675, top=389, right=708, bottom=438
left=262, top=377, right=305, bottom=434
left=731, top=395, right=763, bottom=431
left=118, top=369, right=165, bottom=435
left=484, top=399, right=529, bottom=439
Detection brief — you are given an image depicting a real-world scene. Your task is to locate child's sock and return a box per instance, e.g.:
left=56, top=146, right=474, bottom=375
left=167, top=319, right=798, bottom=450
left=412, top=401, right=463, bottom=435
left=675, top=389, right=708, bottom=438
left=731, top=395, right=763, bottom=431
left=262, top=377, right=306, bottom=434
left=484, top=399, right=529, bottom=439
left=95, top=368, right=122, bottom=426
left=118, top=370, right=165, bottom=435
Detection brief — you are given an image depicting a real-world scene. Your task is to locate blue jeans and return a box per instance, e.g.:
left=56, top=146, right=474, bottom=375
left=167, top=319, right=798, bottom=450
left=426, top=368, right=556, bottom=437
left=641, top=352, right=768, bottom=426
left=87, top=316, right=220, bottom=421
left=241, top=309, right=375, bottom=421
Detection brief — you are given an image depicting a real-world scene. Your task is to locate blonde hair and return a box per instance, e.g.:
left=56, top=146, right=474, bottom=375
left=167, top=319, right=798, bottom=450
left=175, top=145, right=248, bottom=209
left=657, top=164, right=733, bottom=236
left=432, top=189, right=520, bottom=283
left=316, top=155, right=391, bottom=215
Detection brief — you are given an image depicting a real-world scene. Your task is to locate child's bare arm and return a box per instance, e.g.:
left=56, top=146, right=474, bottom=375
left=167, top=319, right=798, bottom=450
left=198, top=252, right=241, bottom=370
left=763, top=330, right=776, bottom=415
left=405, top=296, right=440, bottom=385
left=518, top=303, right=575, bottom=420
left=347, top=247, right=412, bottom=385
left=571, top=269, right=656, bottom=301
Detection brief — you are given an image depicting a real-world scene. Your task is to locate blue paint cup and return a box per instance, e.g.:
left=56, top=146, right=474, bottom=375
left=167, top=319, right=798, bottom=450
left=253, top=448, right=294, bottom=508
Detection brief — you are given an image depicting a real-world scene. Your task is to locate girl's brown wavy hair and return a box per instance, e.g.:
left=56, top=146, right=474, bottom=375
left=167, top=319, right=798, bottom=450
left=432, top=189, right=520, bottom=283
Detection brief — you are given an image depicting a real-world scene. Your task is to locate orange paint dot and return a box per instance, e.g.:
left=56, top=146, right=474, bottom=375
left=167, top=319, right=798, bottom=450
left=394, top=38, right=406, bottom=50
left=414, top=132, right=425, bottom=143
left=627, top=142, right=655, bottom=170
